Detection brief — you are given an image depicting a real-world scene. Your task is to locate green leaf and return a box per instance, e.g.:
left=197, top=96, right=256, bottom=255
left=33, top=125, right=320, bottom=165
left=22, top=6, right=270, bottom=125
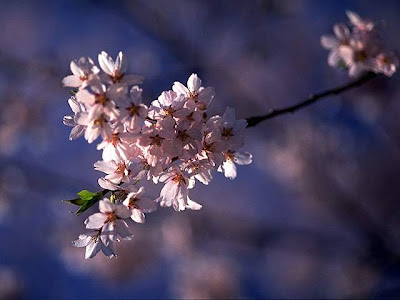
left=75, top=195, right=101, bottom=215
left=62, top=198, right=85, bottom=206
left=77, top=190, right=97, bottom=201
left=63, top=189, right=108, bottom=216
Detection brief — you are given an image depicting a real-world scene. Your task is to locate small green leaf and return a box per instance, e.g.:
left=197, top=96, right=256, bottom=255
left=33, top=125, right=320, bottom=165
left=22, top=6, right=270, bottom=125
left=77, top=190, right=97, bottom=201
left=75, top=194, right=103, bottom=216
left=63, top=189, right=109, bottom=216
left=63, top=198, right=85, bottom=206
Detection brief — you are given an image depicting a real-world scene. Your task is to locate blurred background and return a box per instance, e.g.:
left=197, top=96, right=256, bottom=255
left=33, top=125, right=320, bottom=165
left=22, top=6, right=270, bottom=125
left=1, top=0, right=400, bottom=298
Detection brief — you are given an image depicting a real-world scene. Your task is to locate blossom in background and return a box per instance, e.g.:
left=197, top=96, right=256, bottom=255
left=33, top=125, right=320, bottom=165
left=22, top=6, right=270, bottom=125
left=63, top=51, right=252, bottom=258
left=321, top=23, right=351, bottom=67
left=321, top=11, right=398, bottom=77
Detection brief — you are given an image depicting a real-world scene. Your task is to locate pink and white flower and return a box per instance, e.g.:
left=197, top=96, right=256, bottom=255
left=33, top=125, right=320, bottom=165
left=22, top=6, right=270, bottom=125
left=148, top=90, right=188, bottom=120
left=122, top=186, right=157, bottom=223
left=98, top=51, right=143, bottom=85
left=118, top=86, right=148, bottom=133
left=94, top=159, right=134, bottom=184
left=373, top=52, right=399, bottom=77
left=63, top=97, right=87, bottom=140
left=62, top=57, right=99, bottom=88
left=76, top=112, right=112, bottom=144
left=173, top=73, right=215, bottom=110
left=76, top=76, right=123, bottom=120
left=73, top=230, right=116, bottom=259
left=320, top=23, right=351, bottom=67
left=85, top=199, right=133, bottom=246
left=218, top=151, right=253, bottom=180
left=321, top=11, right=398, bottom=78
left=156, top=168, right=201, bottom=211
left=96, top=127, right=138, bottom=162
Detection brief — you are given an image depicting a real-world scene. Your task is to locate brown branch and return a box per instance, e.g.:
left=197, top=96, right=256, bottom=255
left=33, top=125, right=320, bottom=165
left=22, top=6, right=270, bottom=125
left=246, top=72, right=378, bottom=127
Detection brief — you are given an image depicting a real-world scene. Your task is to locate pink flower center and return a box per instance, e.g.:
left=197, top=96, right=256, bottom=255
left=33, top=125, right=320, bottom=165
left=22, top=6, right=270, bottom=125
left=116, top=163, right=127, bottom=175
left=94, top=116, right=105, bottom=127
left=225, top=152, right=234, bottom=160
left=150, top=135, right=164, bottom=146
left=95, top=94, right=109, bottom=106
left=164, top=106, right=175, bottom=116
left=222, top=127, right=234, bottom=138
left=203, top=142, right=215, bottom=152
left=177, top=130, right=189, bottom=141
left=128, top=105, right=140, bottom=116
left=111, top=72, right=124, bottom=83
left=189, top=90, right=198, bottom=99
left=172, top=173, right=185, bottom=185
left=106, top=212, right=117, bottom=223
left=354, top=50, right=367, bottom=62
left=110, top=133, right=121, bottom=146
left=127, top=198, right=139, bottom=209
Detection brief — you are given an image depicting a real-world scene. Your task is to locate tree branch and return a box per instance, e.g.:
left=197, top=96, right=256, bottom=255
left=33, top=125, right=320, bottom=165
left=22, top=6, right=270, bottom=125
left=246, top=72, right=378, bottom=127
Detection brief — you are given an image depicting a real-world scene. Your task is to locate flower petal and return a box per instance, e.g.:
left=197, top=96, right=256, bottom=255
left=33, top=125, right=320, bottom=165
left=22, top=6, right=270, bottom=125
left=186, top=198, right=202, bottom=210
left=99, top=199, right=115, bottom=213
left=115, top=219, right=133, bottom=240
left=131, top=208, right=145, bottom=223
left=62, top=75, right=81, bottom=87
left=187, top=73, right=201, bottom=92
left=85, top=239, right=101, bottom=259
left=223, top=159, right=237, bottom=180
left=233, top=151, right=252, bottom=165
left=69, top=125, right=85, bottom=140
left=115, top=204, right=132, bottom=219
left=85, top=213, right=107, bottom=229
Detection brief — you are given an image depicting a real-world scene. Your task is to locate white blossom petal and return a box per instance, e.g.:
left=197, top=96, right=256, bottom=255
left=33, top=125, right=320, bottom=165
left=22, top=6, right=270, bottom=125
left=62, top=75, right=81, bottom=87
left=172, top=81, right=189, bottom=95
left=320, top=35, right=338, bottom=50
left=222, top=159, right=237, bottom=180
left=186, top=198, right=202, bottom=210
left=85, top=239, right=101, bottom=259
left=234, top=152, right=252, bottom=165
left=115, top=219, right=133, bottom=240
left=131, top=208, right=145, bottom=223
left=85, top=213, right=107, bottom=229
left=69, top=125, right=85, bottom=140
left=99, top=199, right=115, bottom=213
left=187, top=73, right=201, bottom=92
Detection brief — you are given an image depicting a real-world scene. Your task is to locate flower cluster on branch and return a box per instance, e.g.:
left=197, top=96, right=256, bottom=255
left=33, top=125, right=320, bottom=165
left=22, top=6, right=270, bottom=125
left=63, top=52, right=252, bottom=258
left=321, top=11, right=398, bottom=77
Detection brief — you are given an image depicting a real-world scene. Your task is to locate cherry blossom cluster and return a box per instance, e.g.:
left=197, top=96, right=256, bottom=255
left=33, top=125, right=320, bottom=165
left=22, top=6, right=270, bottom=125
left=62, top=51, right=252, bottom=258
left=321, top=11, right=398, bottom=77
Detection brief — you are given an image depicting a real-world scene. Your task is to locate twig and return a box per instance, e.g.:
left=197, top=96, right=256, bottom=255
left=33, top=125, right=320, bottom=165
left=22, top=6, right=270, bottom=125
left=246, top=72, right=378, bottom=127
